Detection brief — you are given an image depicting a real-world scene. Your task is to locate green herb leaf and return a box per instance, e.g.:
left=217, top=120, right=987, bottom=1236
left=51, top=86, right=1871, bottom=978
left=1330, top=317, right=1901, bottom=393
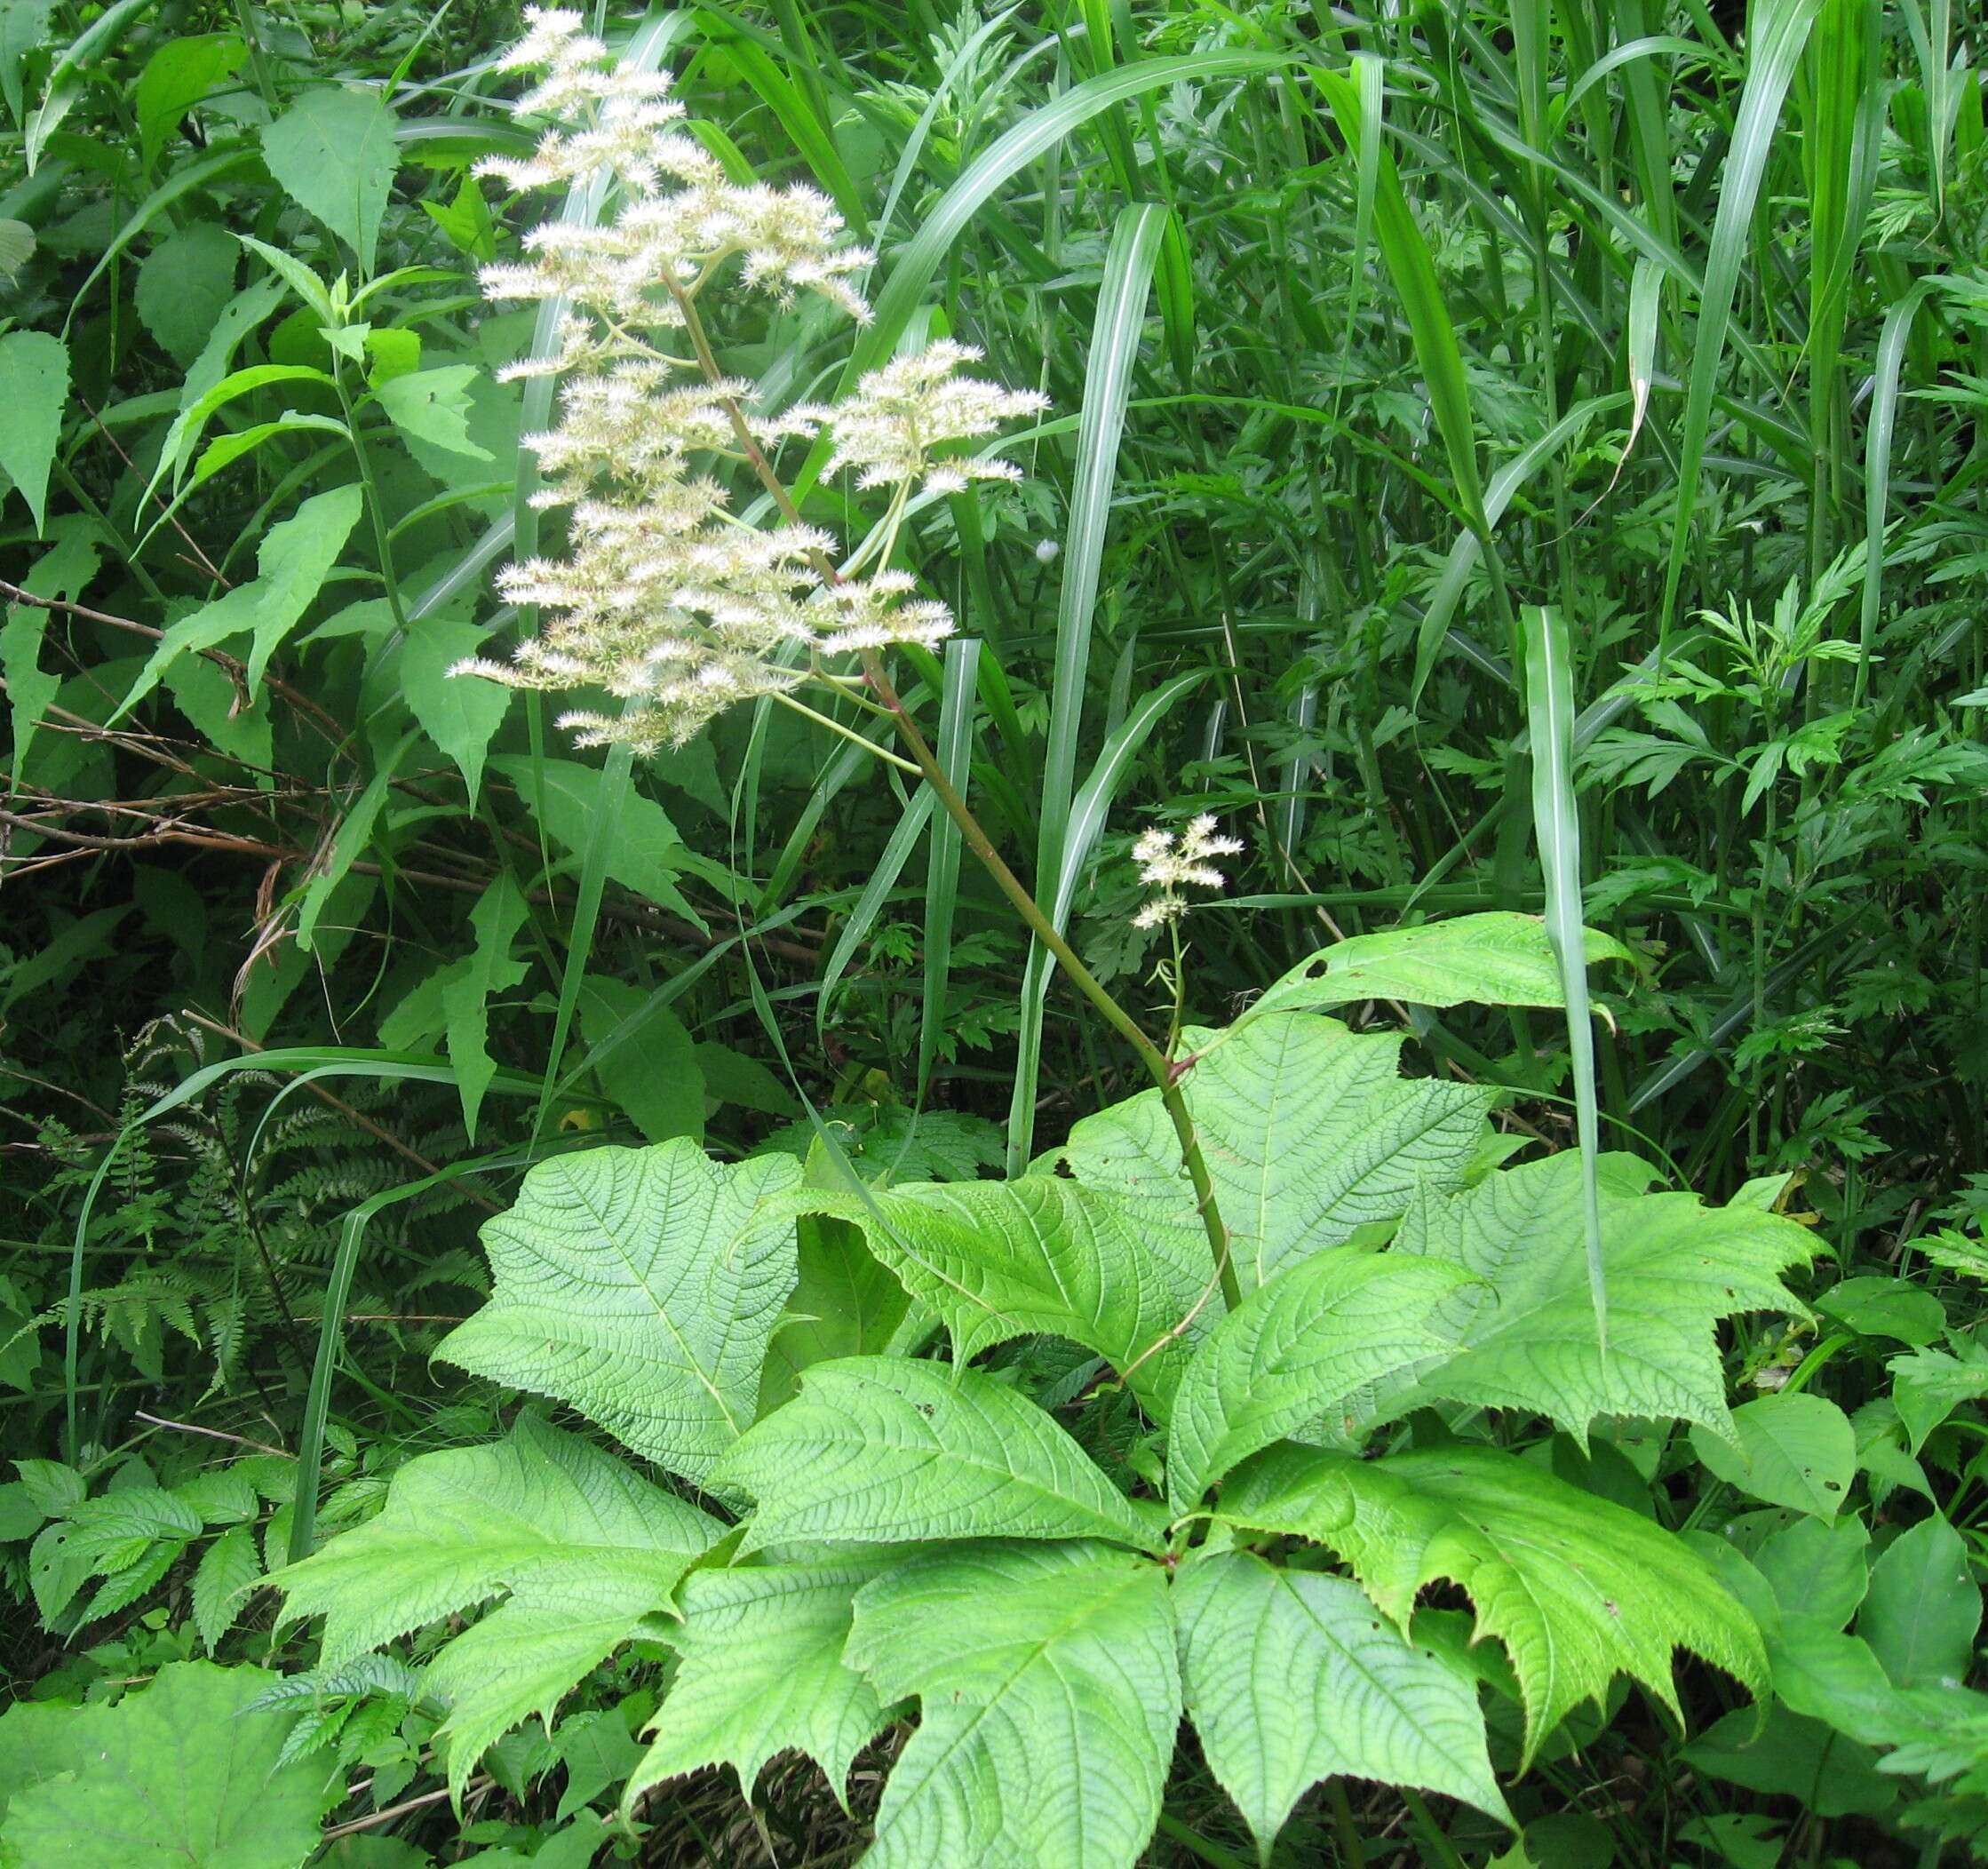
left=437, top=1142, right=801, bottom=1483
left=1221, top=1443, right=1767, bottom=1763
left=1176, top=1550, right=1511, bottom=1853
left=719, top=1356, right=1164, bottom=1551
left=847, top=1543, right=1180, bottom=1869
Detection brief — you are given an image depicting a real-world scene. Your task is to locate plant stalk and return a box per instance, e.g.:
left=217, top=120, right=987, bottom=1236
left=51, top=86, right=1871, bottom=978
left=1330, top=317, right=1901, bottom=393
left=667, top=278, right=1240, bottom=1315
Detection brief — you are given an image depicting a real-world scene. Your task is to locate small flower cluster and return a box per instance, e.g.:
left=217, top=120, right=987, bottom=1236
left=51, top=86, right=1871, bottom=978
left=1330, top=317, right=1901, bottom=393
left=798, top=341, right=1046, bottom=495
left=1132, top=815, right=1244, bottom=929
left=449, top=9, right=1046, bottom=753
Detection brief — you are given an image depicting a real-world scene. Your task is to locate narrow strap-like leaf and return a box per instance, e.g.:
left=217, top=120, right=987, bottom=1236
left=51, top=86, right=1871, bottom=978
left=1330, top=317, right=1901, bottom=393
left=1005, top=202, right=1173, bottom=1170
left=1523, top=605, right=1606, bottom=1357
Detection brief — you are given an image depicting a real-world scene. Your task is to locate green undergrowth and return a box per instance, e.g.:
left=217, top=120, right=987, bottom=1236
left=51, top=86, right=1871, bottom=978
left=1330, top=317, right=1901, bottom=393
left=4, top=0, right=1988, bottom=1865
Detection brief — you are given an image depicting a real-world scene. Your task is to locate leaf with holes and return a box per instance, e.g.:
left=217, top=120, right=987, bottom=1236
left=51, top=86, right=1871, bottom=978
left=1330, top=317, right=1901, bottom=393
left=1243, top=913, right=1634, bottom=1026
left=1690, top=1393, right=1857, bottom=1520
left=437, top=1141, right=801, bottom=1483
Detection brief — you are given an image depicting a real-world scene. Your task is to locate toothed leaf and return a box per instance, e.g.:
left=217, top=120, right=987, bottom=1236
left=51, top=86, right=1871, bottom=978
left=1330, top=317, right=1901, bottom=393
left=1219, top=1443, right=1767, bottom=1763
left=847, top=1543, right=1180, bottom=1869
left=438, top=1141, right=802, bottom=1483
left=717, top=1357, right=1164, bottom=1552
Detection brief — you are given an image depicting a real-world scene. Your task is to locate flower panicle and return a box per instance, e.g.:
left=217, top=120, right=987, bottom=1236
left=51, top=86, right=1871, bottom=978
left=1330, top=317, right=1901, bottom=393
left=446, top=11, right=1045, bottom=757
left=1132, top=814, right=1245, bottom=929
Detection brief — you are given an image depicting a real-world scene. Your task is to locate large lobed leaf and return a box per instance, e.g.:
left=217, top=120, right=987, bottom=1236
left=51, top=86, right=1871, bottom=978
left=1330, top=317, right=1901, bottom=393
left=806, top=1175, right=1213, bottom=1415
left=0, top=1661, right=325, bottom=1869
left=846, top=1542, right=1181, bottom=1869
left=1220, top=1443, right=1767, bottom=1762
left=1164, top=1250, right=1476, bottom=1508
left=716, top=1356, right=1165, bottom=1553
left=1176, top=1550, right=1511, bottom=1857
left=276, top=1413, right=716, bottom=1661
left=1389, top=1149, right=1813, bottom=1442
left=623, top=1557, right=901, bottom=1813
left=1054, top=1014, right=1493, bottom=1292
left=274, top=1413, right=719, bottom=1790
left=437, top=1141, right=802, bottom=1483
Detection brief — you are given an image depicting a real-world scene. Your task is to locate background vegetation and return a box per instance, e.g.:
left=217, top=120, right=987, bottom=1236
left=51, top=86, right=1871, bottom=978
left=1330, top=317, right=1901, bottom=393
left=3, top=0, right=1987, bottom=1863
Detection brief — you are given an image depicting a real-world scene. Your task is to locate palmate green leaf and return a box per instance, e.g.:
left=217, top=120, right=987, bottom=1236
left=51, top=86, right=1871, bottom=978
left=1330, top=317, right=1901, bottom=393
left=425, top=1571, right=667, bottom=1802
left=1389, top=1150, right=1813, bottom=1443
left=716, top=1357, right=1164, bottom=1553
left=1165, top=1252, right=1476, bottom=1509
left=0, top=1662, right=324, bottom=1869
left=1055, top=1013, right=1493, bottom=1293
left=1176, top=1551, right=1511, bottom=1858
left=1241, top=913, right=1634, bottom=1026
left=807, top=1176, right=1213, bottom=1416
left=847, top=1543, right=1180, bottom=1869
left=622, top=1557, right=900, bottom=1813
left=1220, top=1444, right=1767, bottom=1762
left=440, top=1143, right=800, bottom=1483
left=273, top=1412, right=719, bottom=1666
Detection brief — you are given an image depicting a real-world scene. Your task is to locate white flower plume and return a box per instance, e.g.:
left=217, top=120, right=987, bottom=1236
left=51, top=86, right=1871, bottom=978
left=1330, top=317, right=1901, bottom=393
left=799, top=340, right=1048, bottom=494
left=1132, top=815, right=1244, bottom=929
left=448, top=12, right=1046, bottom=754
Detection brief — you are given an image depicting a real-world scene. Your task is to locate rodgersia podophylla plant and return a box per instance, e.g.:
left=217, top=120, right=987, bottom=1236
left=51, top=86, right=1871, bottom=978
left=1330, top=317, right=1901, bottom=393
left=449, top=7, right=1046, bottom=757
left=456, top=9, right=1242, bottom=1316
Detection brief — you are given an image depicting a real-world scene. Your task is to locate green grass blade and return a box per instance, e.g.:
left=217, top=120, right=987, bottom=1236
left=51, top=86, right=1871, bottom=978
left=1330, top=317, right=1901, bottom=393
left=799, top=46, right=1290, bottom=497
left=815, top=783, right=934, bottom=1050
left=1523, top=604, right=1606, bottom=1356
left=1857, top=286, right=1931, bottom=710
left=1005, top=666, right=1211, bottom=1171
left=1411, top=393, right=1626, bottom=705
left=915, top=639, right=981, bottom=1108
left=1005, top=202, right=1172, bottom=1170
left=533, top=739, right=633, bottom=1144
left=287, top=1146, right=551, bottom=1566
left=1310, top=62, right=1488, bottom=537
left=1658, top=0, right=1825, bottom=646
